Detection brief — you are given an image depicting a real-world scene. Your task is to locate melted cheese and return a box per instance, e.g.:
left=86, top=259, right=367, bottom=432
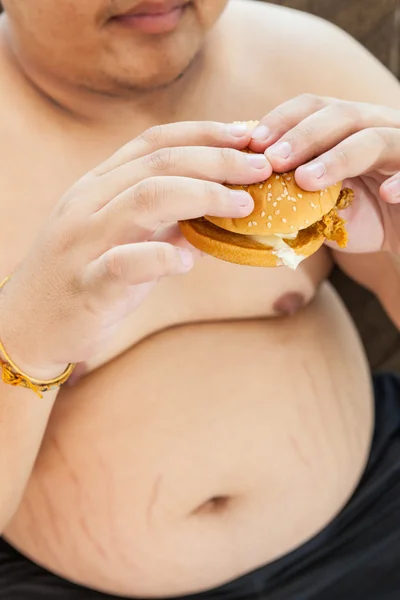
left=249, top=234, right=306, bottom=270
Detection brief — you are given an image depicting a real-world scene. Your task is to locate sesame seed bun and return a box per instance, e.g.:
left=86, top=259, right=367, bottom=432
left=205, top=170, right=342, bottom=237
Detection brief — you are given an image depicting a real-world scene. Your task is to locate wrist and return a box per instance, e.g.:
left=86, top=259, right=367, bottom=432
left=0, top=341, right=71, bottom=382
left=0, top=276, right=73, bottom=382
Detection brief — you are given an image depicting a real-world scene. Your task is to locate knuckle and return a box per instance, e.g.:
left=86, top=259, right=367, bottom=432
left=334, top=147, right=350, bottom=165
left=293, top=123, right=317, bottom=142
left=336, top=102, right=361, bottom=125
left=219, top=147, right=237, bottom=168
left=56, top=179, right=88, bottom=217
left=102, top=250, right=125, bottom=282
left=202, top=121, right=224, bottom=142
left=203, top=180, right=223, bottom=205
left=298, top=93, right=325, bottom=111
left=370, top=128, right=389, bottom=149
left=147, top=147, right=177, bottom=173
left=132, top=179, right=159, bottom=213
left=268, top=107, right=292, bottom=130
left=138, top=125, right=164, bottom=149
left=154, top=245, right=170, bottom=272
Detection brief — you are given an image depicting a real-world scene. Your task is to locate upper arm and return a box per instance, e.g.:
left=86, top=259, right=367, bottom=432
left=259, top=3, right=400, bottom=108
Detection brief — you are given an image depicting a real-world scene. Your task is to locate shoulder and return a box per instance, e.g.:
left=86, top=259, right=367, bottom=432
left=222, top=0, right=400, bottom=107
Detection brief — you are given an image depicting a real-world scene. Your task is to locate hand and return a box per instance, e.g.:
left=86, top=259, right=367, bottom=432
left=0, top=121, right=271, bottom=378
left=248, top=94, right=400, bottom=255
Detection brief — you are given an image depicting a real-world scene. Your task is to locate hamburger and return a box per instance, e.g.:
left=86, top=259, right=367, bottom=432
left=179, top=126, right=353, bottom=269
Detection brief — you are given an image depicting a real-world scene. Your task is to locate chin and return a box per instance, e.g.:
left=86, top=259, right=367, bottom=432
left=99, top=42, right=200, bottom=94
left=119, top=59, right=194, bottom=91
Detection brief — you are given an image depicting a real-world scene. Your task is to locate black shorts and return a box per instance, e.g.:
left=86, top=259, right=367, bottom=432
left=2, top=373, right=400, bottom=600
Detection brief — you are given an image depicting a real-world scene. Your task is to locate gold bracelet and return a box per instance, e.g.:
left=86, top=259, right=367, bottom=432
left=0, top=275, right=75, bottom=398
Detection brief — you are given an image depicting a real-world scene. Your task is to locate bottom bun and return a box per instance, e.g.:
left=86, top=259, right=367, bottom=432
left=179, top=218, right=325, bottom=268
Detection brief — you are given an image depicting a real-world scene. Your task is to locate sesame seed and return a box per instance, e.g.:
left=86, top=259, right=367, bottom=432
left=268, top=184, right=272, bottom=189
left=275, top=210, right=280, bottom=215
left=282, top=218, right=287, bottom=223
left=305, top=220, right=309, bottom=225
left=273, top=202, right=278, bottom=207
left=286, top=176, right=292, bottom=181
left=268, top=215, right=273, bottom=221
left=261, top=211, right=266, bottom=217
left=267, top=222, right=272, bottom=228
left=277, top=196, right=282, bottom=201
left=248, top=222, right=253, bottom=227
left=292, top=206, right=297, bottom=212
left=259, top=184, right=264, bottom=189
left=275, top=175, right=280, bottom=180
left=290, top=225, right=295, bottom=231
left=252, top=221, right=258, bottom=226
left=297, top=194, right=303, bottom=199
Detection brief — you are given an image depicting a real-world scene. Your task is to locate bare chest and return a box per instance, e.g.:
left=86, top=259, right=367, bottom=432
left=0, top=84, right=331, bottom=369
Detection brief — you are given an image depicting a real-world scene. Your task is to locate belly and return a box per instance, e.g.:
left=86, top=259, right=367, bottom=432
left=5, top=284, right=373, bottom=598
left=83, top=249, right=332, bottom=370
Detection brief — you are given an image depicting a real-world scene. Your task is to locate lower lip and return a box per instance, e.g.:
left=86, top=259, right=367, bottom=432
left=112, top=5, right=188, bottom=34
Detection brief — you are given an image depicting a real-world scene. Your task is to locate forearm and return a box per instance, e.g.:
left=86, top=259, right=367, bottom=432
left=0, top=382, right=58, bottom=532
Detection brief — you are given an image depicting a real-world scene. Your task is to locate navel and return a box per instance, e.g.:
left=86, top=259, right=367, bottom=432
left=191, top=495, right=232, bottom=516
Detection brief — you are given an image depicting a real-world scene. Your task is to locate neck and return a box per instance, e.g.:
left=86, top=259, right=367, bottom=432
left=0, top=14, right=211, bottom=132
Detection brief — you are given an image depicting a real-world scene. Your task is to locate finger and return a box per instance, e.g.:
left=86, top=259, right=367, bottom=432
left=380, top=173, right=400, bottom=204
left=94, top=121, right=252, bottom=175
left=294, top=128, right=400, bottom=191
left=265, top=103, right=400, bottom=172
left=85, top=241, right=196, bottom=300
left=90, top=176, right=254, bottom=248
left=91, top=145, right=271, bottom=209
left=151, top=223, right=205, bottom=255
left=248, top=94, right=331, bottom=150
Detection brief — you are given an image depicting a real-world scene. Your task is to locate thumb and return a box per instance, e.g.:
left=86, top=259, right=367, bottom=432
left=324, top=181, right=384, bottom=254
left=380, top=173, right=400, bottom=205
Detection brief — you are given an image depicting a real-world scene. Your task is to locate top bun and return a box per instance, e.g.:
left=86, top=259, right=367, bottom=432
left=205, top=169, right=342, bottom=236
left=204, top=121, right=342, bottom=237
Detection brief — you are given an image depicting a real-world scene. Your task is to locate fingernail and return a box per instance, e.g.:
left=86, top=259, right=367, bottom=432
left=178, top=249, right=195, bottom=270
left=230, top=190, right=253, bottom=209
left=384, top=178, right=400, bottom=200
left=227, top=122, right=248, bottom=137
left=301, top=161, right=326, bottom=180
left=267, top=141, right=291, bottom=160
left=246, top=153, right=268, bottom=169
left=251, top=125, right=270, bottom=141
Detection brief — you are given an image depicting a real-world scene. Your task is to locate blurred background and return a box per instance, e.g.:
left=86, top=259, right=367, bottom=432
left=0, top=0, right=399, bottom=370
